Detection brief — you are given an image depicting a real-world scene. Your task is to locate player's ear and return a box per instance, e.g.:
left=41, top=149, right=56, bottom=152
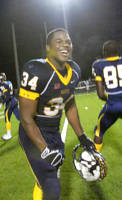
left=46, top=45, right=50, bottom=53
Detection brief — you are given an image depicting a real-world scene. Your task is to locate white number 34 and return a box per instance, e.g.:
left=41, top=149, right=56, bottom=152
left=21, top=71, right=39, bottom=90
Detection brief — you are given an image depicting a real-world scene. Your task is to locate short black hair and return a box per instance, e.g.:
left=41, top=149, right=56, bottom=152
left=103, top=40, right=119, bottom=57
left=46, top=28, right=68, bottom=45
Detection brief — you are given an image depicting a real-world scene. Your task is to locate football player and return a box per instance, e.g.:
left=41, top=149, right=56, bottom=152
left=92, top=40, right=122, bottom=152
left=0, top=73, right=20, bottom=140
left=19, top=28, right=95, bottom=200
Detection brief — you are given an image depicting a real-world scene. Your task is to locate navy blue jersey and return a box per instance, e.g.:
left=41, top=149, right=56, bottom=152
left=19, top=58, right=81, bottom=128
left=92, top=56, right=122, bottom=101
left=0, top=80, right=13, bottom=103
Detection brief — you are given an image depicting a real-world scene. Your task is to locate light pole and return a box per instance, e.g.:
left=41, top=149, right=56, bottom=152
left=11, top=23, right=20, bottom=88
left=61, top=0, right=68, bottom=30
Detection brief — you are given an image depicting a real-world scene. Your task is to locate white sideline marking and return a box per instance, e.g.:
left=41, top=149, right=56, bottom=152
left=57, top=117, right=68, bottom=178
left=0, top=111, right=4, bottom=119
left=0, top=111, right=4, bottom=115
left=0, top=115, right=4, bottom=119
left=61, top=117, right=68, bottom=143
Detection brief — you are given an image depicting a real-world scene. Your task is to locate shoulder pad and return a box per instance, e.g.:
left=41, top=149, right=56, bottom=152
left=29, top=58, right=46, bottom=63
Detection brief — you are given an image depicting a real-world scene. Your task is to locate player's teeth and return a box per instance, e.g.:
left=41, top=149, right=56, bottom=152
left=61, top=50, right=68, bottom=53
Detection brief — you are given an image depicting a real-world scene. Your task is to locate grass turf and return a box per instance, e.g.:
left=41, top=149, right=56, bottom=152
left=0, top=92, right=122, bottom=200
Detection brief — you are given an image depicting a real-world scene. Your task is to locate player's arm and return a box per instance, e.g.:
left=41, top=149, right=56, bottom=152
left=19, top=96, right=47, bottom=151
left=19, top=62, right=47, bottom=152
left=64, top=96, right=95, bottom=151
left=96, top=81, right=108, bottom=101
left=92, top=61, right=108, bottom=101
left=0, top=91, right=4, bottom=104
left=65, top=96, right=84, bottom=136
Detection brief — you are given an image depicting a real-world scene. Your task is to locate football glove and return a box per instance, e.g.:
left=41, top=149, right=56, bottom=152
left=41, top=147, right=64, bottom=167
left=78, top=134, right=95, bottom=151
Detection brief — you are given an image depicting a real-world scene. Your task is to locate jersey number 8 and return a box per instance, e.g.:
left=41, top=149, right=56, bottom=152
left=104, top=64, right=122, bottom=89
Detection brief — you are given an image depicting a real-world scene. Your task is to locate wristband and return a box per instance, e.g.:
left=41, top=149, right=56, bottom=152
left=78, top=134, right=86, bottom=143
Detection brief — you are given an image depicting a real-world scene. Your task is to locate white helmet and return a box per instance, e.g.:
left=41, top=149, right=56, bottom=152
left=73, top=144, right=107, bottom=182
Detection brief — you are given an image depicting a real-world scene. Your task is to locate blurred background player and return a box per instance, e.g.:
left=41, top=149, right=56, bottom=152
left=92, top=40, right=122, bottom=151
left=0, top=72, right=20, bottom=140
left=19, top=28, right=95, bottom=200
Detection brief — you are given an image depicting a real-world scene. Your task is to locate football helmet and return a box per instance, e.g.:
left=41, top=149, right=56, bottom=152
left=0, top=72, right=6, bottom=83
left=73, top=144, right=107, bottom=182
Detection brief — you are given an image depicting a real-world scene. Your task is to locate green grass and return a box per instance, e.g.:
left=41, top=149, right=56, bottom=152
left=0, top=92, right=122, bottom=200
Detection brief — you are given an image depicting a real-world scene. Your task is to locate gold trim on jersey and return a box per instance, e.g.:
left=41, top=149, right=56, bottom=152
left=61, top=89, right=70, bottom=94
left=19, top=88, right=39, bottom=100
left=105, top=92, right=108, bottom=99
left=3, top=89, right=7, bottom=93
left=95, top=76, right=102, bottom=81
left=46, top=58, right=72, bottom=85
left=106, top=56, right=120, bottom=61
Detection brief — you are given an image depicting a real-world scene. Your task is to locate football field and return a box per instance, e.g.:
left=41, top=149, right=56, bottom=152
left=0, top=92, right=122, bottom=200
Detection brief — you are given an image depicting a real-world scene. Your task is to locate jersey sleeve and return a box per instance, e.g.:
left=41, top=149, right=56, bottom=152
left=1, top=82, right=11, bottom=102
left=19, top=61, right=42, bottom=100
left=7, top=81, right=13, bottom=95
left=76, top=62, right=81, bottom=80
left=92, top=60, right=103, bottom=81
left=72, top=61, right=81, bottom=85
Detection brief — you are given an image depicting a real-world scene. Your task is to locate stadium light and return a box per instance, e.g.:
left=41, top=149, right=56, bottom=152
left=51, top=0, right=69, bottom=6
left=51, top=0, right=69, bottom=30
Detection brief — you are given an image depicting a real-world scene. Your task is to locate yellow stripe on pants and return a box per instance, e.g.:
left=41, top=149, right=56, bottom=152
left=33, top=183, right=43, bottom=200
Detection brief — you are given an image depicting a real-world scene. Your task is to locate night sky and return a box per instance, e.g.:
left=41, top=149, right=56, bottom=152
left=0, top=0, right=122, bottom=87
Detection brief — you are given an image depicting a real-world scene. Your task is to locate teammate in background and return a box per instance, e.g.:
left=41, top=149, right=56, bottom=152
left=92, top=40, right=122, bottom=152
left=0, top=73, right=20, bottom=140
left=19, top=28, right=95, bottom=200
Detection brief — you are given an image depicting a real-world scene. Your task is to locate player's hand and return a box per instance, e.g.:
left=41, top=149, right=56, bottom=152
left=41, top=147, right=64, bottom=167
left=78, top=134, right=95, bottom=151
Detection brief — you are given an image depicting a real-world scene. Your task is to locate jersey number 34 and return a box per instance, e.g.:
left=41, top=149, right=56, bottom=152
left=21, top=72, right=39, bottom=90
